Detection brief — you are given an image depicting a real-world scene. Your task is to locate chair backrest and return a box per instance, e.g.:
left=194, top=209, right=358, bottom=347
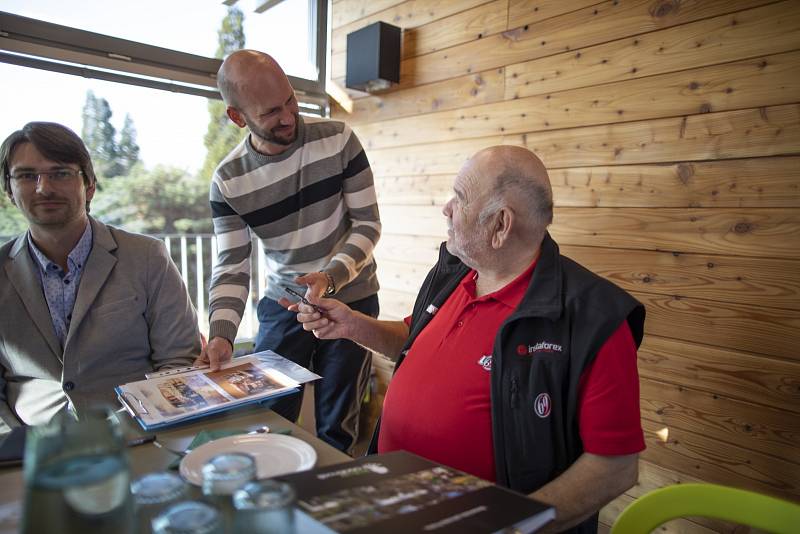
left=610, top=483, right=800, bottom=534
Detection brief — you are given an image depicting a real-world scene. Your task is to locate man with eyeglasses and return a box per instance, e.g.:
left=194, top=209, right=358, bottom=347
left=0, top=122, right=202, bottom=433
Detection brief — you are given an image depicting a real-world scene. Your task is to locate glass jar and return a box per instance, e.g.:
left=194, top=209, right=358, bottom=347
left=151, top=501, right=223, bottom=534
left=21, top=406, right=134, bottom=534
left=201, top=452, right=256, bottom=530
left=132, top=471, right=188, bottom=533
left=233, top=480, right=296, bottom=534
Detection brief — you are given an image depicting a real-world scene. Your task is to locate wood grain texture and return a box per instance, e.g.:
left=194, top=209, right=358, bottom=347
left=640, top=418, right=800, bottom=501
left=548, top=157, right=800, bottom=208
left=367, top=134, right=508, bottom=176
left=377, top=288, right=417, bottom=321
left=520, top=103, right=800, bottom=167
left=374, top=234, right=442, bottom=266
left=560, top=245, right=800, bottom=310
left=506, top=1, right=800, bottom=98
left=549, top=207, right=800, bottom=259
left=340, top=69, right=505, bottom=125
left=379, top=204, right=447, bottom=237
left=375, top=174, right=454, bottom=206
left=637, top=335, right=800, bottom=414
left=330, top=0, right=507, bottom=88
left=375, top=259, right=432, bottom=295
left=331, top=0, right=408, bottom=29
left=331, top=0, right=491, bottom=55
left=379, top=0, right=775, bottom=88
left=335, top=0, right=505, bottom=62
left=508, top=0, right=604, bottom=28
left=634, top=291, right=800, bottom=361
left=373, top=157, right=800, bottom=208
left=402, top=0, right=507, bottom=58
left=639, top=378, right=800, bottom=463
left=355, top=50, right=800, bottom=150
left=366, top=103, right=800, bottom=175
left=379, top=204, right=800, bottom=259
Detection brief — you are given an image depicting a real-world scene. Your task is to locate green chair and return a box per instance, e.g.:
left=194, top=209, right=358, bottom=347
left=611, top=483, right=800, bottom=534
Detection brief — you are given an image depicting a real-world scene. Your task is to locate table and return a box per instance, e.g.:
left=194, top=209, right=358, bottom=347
left=0, top=406, right=351, bottom=532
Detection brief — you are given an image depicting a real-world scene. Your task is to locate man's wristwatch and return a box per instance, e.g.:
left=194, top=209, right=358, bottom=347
left=323, top=272, right=336, bottom=296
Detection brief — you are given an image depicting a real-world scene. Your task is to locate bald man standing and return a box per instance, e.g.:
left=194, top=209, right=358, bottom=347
left=293, top=146, right=646, bottom=532
left=201, top=50, right=381, bottom=453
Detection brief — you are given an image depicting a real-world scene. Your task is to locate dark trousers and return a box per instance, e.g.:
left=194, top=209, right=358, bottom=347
left=254, top=294, right=379, bottom=454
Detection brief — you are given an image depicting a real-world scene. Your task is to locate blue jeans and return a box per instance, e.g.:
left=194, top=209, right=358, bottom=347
left=254, top=294, right=379, bottom=454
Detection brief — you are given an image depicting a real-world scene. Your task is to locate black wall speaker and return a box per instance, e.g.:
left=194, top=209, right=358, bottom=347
left=345, top=21, right=401, bottom=93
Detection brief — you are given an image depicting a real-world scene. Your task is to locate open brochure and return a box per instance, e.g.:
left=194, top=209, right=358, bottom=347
left=277, top=450, right=555, bottom=534
left=116, top=350, right=320, bottom=431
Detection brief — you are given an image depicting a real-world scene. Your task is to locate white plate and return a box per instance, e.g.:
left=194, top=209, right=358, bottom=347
left=179, top=433, right=317, bottom=485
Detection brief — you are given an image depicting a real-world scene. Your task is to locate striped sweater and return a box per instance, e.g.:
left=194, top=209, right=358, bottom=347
left=208, top=116, right=381, bottom=343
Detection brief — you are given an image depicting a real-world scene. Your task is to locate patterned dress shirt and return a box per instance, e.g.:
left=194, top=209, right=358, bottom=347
left=27, top=222, right=93, bottom=347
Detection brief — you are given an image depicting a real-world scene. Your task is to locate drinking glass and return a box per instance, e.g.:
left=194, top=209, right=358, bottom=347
left=151, top=501, right=223, bottom=534
left=132, top=471, right=188, bottom=533
left=201, top=452, right=256, bottom=530
left=20, top=406, right=134, bottom=534
left=233, top=480, right=296, bottom=534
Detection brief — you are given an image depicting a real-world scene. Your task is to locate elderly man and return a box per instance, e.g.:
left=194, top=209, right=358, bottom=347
left=0, top=122, right=201, bottom=432
left=293, top=146, right=646, bottom=532
left=200, top=50, right=381, bottom=453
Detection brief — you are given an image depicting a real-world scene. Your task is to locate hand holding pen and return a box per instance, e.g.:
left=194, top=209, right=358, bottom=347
left=283, top=286, right=325, bottom=314
left=284, top=286, right=355, bottom=340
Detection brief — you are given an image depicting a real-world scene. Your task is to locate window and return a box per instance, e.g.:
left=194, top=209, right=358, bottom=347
left=0, top=1, right=330, bottom=339
left=0, top=0, right=328, bottom=103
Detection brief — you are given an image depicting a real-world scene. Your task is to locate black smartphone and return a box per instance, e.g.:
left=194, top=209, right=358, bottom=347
left=283, top=286, right=323, bottom=313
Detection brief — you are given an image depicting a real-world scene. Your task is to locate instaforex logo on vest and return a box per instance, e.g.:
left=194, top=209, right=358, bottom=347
left=516, top=341, right=563, bottom=355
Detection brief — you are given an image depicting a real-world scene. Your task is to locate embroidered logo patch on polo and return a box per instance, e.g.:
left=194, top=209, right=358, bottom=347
left=477, top=355, right=493, bottom=371
left=534, top=393, right=552, bottom=418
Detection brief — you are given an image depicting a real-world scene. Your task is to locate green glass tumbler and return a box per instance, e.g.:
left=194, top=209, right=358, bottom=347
left=20, top=406, right=134, bottom=534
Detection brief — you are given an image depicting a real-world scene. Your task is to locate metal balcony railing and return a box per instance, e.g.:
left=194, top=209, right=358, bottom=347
left=154, top=233, right=266, bottom=342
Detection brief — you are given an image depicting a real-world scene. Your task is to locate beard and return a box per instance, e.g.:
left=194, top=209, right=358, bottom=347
left=25, top=194, right=87, bottom=228
left=249, top=113, right=300, bottom=146
left=445, top=231, right=483, bottom=271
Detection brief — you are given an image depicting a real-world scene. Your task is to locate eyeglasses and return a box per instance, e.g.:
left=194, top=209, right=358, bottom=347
left=9, top=169, right=83, bottom=184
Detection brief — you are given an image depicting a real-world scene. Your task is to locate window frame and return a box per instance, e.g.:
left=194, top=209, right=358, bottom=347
left=0, top=0, right=329, bottom=112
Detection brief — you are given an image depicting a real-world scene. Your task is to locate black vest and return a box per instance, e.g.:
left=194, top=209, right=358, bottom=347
left=370, top=234, right=645, bottom=534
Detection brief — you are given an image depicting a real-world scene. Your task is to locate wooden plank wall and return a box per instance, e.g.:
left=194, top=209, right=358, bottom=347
left=331, top=0, right=800, bottom=530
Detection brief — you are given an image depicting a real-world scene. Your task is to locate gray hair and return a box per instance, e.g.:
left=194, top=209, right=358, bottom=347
left=477, top=170, right=553, bottom=234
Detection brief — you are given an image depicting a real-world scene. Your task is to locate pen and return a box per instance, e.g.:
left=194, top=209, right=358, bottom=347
left=126, top=434, right=156, bottom=447
left=283, top=286, right=324, bottom=314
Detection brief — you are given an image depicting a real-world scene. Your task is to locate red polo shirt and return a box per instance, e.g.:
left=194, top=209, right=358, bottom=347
left=378, top=260, right=645, bottom=481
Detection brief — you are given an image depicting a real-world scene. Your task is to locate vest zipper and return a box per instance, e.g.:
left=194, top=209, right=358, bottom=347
left=510, top=375, right=520, bottom=408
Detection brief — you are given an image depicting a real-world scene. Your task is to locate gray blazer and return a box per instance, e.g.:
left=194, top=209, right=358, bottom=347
left=0, top=217, right=201, bottom=431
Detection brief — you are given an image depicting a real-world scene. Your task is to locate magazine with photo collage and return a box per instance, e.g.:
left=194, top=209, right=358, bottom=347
left=277, top=450, right=555, bottom=534
left=116, top=351, right=319, bottom=430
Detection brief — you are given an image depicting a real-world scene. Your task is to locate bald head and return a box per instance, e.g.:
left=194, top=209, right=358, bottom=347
left=472, top=145, right=550, bottom=192
left=217, top=50, right=301, bottom=154
left=217, top=50, right=289, bottom=108
left=468, top=145, right=553, bottom=233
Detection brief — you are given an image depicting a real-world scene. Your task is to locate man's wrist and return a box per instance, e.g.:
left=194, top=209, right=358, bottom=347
left=211, top=336, right=233, bottom=351
left=208, top=321, right=238, bottom=347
